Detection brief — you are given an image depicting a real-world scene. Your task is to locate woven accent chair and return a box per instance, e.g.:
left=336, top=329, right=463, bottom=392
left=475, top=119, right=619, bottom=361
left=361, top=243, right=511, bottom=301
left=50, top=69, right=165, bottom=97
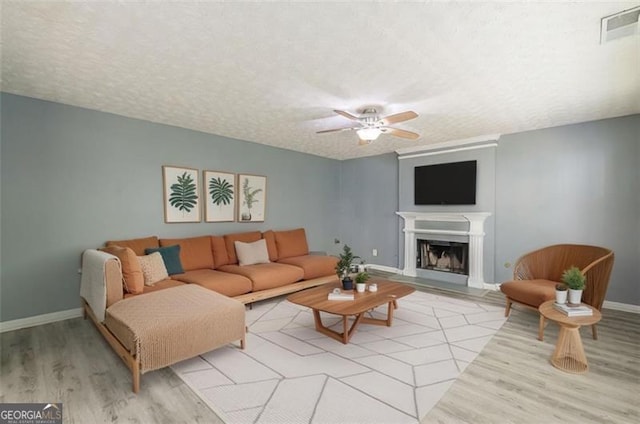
left=500, top=244, right=614, bottom=341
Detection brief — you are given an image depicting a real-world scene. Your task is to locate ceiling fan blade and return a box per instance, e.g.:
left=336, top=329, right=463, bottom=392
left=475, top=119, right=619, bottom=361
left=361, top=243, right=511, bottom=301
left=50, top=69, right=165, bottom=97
left=386, top=127, right=420, bottom=140
left=316, top=127, right=358, bottom=134
left=334, top=110, right=360, bottom=121
left=380, top=111, right=418, bottom=126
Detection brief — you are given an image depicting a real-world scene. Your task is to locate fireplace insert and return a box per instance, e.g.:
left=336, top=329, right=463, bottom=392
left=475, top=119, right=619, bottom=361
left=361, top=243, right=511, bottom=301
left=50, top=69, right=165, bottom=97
left=417, top=239, right=468, bottom=275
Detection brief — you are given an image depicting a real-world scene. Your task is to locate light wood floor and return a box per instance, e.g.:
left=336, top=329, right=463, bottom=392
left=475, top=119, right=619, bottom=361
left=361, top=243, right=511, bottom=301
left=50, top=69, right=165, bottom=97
left=1, top=286, right=638, bottom=423
left=0, top=317, right=223, bottom=423
left=424, top=291, right=640, bottom=424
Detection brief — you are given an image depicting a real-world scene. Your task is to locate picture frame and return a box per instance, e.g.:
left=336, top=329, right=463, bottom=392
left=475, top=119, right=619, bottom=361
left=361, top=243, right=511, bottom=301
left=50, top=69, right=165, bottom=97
left=162, top=165, right=201, bottom=223
left=237, top=174, right=267, bottom=222
left=203, top=170, right=236, bottom=222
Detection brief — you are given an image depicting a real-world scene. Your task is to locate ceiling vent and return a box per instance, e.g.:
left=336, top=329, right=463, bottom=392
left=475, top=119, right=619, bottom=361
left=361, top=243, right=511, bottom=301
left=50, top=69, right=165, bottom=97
left=601, top=6, right=640, bottom=43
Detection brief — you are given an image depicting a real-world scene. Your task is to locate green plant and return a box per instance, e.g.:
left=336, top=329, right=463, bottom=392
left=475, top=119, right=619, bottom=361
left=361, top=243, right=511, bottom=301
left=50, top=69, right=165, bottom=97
left=555, top=283, right=567, bottom=291
left=561, top=266, right=586, bottom=290
left=335, top=244, right=360, bottom=279
left=169, top=172, right=198, bottom=213
left=355, top=272, right=370, bottom=285
left=242, top=178, right=263, bottom=211
left=209, top=177, right=234, bottom=206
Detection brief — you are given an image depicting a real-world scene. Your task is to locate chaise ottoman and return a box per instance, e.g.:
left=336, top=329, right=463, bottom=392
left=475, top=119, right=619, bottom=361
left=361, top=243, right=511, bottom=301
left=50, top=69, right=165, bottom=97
left=93, top=284, right=245, bottom=392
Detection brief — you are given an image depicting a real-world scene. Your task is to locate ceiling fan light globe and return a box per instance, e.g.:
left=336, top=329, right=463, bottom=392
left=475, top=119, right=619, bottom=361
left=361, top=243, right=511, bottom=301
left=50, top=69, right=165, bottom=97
left=357, top=128, right=382, bottom=141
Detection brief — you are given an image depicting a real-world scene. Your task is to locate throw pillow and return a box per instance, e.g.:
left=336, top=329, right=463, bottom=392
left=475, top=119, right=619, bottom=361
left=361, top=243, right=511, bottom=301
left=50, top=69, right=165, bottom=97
left=137, top=252, right=169, bottom=286
left=224, top=231, right=262, bottom=264
left=99, top=245, right=144, bottom=294
left=105, top=236, right=159, bottom=256
left=145, top=244, right=184, bottom=275
left=235, top=239, right=271, bottom=266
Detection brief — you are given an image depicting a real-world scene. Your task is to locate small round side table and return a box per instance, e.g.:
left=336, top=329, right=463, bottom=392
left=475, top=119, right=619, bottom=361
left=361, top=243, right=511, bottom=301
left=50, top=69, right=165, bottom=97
left=538, top=300, right=602, bottom=374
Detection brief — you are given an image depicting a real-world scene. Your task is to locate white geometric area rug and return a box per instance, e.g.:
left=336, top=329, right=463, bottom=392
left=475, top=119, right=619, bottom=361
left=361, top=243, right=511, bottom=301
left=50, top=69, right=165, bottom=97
left=171, top=290, right=506, bottom=424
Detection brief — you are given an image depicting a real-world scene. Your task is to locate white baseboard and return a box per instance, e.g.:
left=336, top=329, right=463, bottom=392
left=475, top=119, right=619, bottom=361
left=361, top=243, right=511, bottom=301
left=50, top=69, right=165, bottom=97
left=0, top=307, right=84, bottom=333
left=603, top=300, right=640, bottom=314
left=366, top=264, right=401, bottom=274
left=483, top=283, right=500, bottom=291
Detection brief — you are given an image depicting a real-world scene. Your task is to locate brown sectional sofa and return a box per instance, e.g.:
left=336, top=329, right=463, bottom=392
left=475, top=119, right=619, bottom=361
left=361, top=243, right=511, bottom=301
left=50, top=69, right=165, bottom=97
left=104, top=228, right=338, bottom=302
left=83, top=227, right=338, bottom=393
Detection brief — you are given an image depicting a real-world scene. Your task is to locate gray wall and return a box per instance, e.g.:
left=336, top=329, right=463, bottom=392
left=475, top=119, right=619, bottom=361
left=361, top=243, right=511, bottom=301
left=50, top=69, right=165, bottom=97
left=1, top=92, right=638, bottom=323
left=338, top=153, right=398, bottom=267
left=339, top=115, right=639, bottom=305
left=0, top=93, right=341, bottom=321
left=495, top=115, right=640, bottom=305
left=398, top=145, right=497, bottom=283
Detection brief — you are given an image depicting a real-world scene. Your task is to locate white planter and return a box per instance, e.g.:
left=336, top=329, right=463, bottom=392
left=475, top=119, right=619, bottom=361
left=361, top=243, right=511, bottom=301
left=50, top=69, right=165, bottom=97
left=356, top=283, right=366, bottom=293
left=568, top=289, right=583, bottom=305
left=555, top=289, right=568, bottom=304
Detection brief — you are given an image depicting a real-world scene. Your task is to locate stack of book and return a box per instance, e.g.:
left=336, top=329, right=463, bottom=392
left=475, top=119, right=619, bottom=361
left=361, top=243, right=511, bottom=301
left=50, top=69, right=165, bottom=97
left=553, top=302, right=593, bottom=317
left=327, top=290, right=354, bottom=301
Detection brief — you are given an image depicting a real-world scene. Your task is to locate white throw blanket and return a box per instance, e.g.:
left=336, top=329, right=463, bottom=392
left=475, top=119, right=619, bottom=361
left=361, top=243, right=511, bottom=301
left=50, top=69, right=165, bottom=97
left=80, top=249, right=120, bottom=322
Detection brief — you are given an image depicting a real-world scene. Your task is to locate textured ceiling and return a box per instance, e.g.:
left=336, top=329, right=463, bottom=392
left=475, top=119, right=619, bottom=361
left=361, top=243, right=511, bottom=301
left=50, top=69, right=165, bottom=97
left=2, top=1, right=639, bottom=160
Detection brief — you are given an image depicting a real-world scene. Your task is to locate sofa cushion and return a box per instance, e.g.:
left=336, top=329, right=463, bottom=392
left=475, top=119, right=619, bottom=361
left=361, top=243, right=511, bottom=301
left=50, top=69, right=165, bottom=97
left=235, top=239, right=271, bottom=266
left=105, top=236, right=159, bottom=256
left=100, top=246, right=144, bottom=294
left=145, top=245, right=184, bottom=275
left=275, top=228, right=309, bottom=259
left=224, top=231, right=262, bottom=264
left=218, top=263, right=304, bottom=291
left=211, top=236, right=229, bottom=268
left=278, top=255, right=339, bottom=280
left=500, top=279, right=557, bottom=308
left=160, top=236, right=214, bottom=271
left=261, top=230, right=279, bottom=261
left=173, top=269, right=252, bottom=297
left=123, top=278, right=185, bottom=298
left=138, top=252, right=169, bottom=285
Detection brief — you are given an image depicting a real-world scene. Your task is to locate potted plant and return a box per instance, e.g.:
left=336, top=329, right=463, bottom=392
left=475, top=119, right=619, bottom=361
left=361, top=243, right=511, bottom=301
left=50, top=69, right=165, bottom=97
left=335, top=245, right=359, bottom=290
left=561, top=266, right=586, bottom=305
left=555, top=283, right=568, bottom=304
left=355, top=271, right=370, bottom=293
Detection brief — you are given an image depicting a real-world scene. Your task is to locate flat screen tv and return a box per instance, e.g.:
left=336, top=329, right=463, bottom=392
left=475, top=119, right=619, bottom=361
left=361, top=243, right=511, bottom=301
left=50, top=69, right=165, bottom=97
left=414, top=160, right=477, bottom=205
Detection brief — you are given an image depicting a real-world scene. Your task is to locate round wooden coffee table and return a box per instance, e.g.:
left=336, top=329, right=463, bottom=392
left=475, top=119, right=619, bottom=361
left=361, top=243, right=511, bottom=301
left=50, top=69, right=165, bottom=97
left=538, top=300, right=601, bottom=374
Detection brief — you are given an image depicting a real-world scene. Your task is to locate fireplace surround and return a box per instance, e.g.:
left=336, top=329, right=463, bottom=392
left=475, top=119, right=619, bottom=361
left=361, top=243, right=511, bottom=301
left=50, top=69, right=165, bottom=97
left=397, top=212, right=491, bottom=288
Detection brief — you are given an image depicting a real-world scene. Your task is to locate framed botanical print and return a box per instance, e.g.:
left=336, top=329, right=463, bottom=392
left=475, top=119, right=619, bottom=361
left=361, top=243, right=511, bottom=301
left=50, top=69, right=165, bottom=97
left=162, top=165, right=201, bottom=223
left=203, top=170, right=236, bottom=222
left=238, top=174, right=266, bottom=222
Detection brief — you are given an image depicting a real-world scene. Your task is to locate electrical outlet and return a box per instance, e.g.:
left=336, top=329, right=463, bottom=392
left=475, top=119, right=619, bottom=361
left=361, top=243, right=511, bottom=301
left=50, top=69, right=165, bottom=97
left=372, top=249, right=378, bottom=257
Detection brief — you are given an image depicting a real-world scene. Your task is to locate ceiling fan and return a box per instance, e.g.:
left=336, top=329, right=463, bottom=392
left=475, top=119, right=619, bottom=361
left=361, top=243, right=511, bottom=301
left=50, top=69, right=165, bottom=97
left=317, top=108, right=419, bottom=145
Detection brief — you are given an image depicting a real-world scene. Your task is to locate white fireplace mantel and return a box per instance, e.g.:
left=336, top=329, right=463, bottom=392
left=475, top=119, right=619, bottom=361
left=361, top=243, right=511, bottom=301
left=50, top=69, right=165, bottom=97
left=396, top=212, right=491, bottom=288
